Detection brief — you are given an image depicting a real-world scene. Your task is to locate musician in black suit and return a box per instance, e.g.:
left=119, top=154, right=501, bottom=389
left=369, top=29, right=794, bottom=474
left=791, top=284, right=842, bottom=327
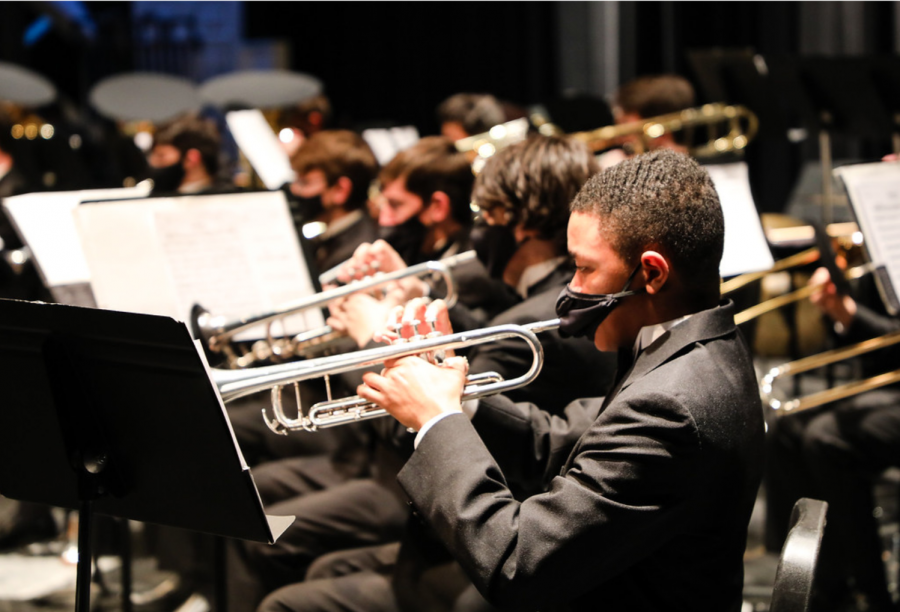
left=262, top=149, right=764, bottom=612
left=288, top=130, right=379, bottom=272
left=147, top=114, right=235, bottom=196
left=225, top=130, right=381, bottom=468
left=231, top=136, right=617, bottom=612
left=766, top=267, right=900, bottom=612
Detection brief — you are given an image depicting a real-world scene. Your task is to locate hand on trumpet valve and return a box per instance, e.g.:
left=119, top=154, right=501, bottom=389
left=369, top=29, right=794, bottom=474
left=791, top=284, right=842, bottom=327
left=376, top=298, right=454, bottom=355
left=358, top=352, right=469, bottom=432
left=337, top=239, right=430, bottom=302
left=809, top=267, right=857, bottom=329
left=326, top=292, right=398, bottom=349
left=338, top=240, right=407, bottom=282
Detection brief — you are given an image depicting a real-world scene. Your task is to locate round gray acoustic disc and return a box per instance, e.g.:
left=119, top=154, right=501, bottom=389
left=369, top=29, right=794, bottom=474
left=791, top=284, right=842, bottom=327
left=199, top=70, right=322, bottom=110
left=0, top=62, right=57, bottom=106
left=89, top=72, right=200, bottom=123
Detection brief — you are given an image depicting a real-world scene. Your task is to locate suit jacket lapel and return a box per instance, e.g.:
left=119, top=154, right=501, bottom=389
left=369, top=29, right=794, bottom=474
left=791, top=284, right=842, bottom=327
left=618, top=300, right=738, bottom=394
left=560, top=301, right=739, bottom=475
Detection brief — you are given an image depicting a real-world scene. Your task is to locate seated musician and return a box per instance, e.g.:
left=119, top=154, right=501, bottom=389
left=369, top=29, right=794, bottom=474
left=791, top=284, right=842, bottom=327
left=436, top=93, right=506, bottom=142
left=256, top=149, right=762, bottom=612
left=374, top=136, right=474, bottom=265
left=767, top=267, right=900, bottom=612
left=289, top=130, right=379, bottom=271
left=148, top=114, right=234, bottom=196
left=599, top=74, right=696, bottom=168
left=229, top=136, right=617, bottom=612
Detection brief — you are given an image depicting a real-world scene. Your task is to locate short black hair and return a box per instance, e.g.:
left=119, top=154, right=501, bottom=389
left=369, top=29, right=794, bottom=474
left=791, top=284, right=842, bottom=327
left=153, top=114, right=221, bottom=176
left=571, top=149, right=723, bottom=306
left=436, top=93, right=506, bottom=136
left=474, top=135, right=598, bottom=254
left=379, top=136, right=474, bottom=227
left=291, top=130, right=378, bottom=211
left=613, top=75, right=695, bottom=119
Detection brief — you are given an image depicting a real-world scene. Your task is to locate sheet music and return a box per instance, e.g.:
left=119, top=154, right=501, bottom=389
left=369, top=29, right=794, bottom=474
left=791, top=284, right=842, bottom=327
left=226, top=109, right=296, bottom=190
left=704, top=162, right=775, bottom=277
left=75, top=191, right=325, bottom=340
left=1, top=184, right=152, bottom=287
left=362, top=126, right=420, bottom=165
left=836, top=162, right=900, bottom=312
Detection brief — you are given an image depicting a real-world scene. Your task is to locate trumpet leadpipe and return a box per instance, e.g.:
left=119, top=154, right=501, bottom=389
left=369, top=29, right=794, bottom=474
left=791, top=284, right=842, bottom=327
left=195, top=257, right=465, bottom=353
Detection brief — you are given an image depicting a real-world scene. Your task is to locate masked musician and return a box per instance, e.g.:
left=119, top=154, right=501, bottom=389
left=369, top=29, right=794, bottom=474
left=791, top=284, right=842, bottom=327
left=436, top=93, right=506, bottom=142
left=289, top=130, right=379, bottom=272
left=766, top=267, right=900, bottom=612
left=256, top=150, right=762, bottom=612
left=148, top=114, right=234, bottom=196
left=230, top=136, right=618, bottom=612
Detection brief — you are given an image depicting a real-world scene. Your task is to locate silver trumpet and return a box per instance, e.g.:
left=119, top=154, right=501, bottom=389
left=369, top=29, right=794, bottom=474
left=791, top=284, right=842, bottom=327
left=194, top=252, right=476, bottom=368
left=211, top=318, right=561, bottom=434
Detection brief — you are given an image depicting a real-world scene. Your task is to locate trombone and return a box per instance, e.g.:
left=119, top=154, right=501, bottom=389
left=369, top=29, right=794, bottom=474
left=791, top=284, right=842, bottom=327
left=761, top=330, right=900, bottom=415
left=455, top=103, right=759, bottom=170
left=567, top=103, right=759, bottom=158
left=725, top=221, right=868, bottom=325
left=193, top=253, right=475, bottom=368
left=212, top=318, right=561, bottom=434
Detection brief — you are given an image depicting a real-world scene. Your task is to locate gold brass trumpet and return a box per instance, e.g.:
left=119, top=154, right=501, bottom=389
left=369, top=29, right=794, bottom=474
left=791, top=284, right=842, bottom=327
left=761, top=330, right=900, bottom=415
left=211, top=318, right=561, bottom=433
left=193, top=251, right=476, bottom=369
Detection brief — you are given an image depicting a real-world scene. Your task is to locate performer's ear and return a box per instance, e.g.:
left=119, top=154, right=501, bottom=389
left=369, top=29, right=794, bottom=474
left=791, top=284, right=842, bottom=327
left=640, top=251, right=669, bottom=294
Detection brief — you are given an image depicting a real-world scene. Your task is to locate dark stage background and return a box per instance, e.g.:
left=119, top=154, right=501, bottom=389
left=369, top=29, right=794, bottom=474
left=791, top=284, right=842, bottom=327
left=0, top=1, right=898, bottom=213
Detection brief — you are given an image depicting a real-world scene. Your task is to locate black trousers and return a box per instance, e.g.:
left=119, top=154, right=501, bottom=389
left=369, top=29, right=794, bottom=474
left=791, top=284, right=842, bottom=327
left=766, top=389, right=900, bottom=610
left=228, top=475, right=408, bottom=612
left=257, top=542, right=493, bottom=612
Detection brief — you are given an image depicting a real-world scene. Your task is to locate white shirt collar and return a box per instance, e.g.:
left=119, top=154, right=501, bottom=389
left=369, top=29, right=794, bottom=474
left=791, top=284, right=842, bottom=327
left=515, top=255, right=566, bottom=299
left=317, top=209, right=365, bottom=241
left=633, top=313, right=693, bottom=358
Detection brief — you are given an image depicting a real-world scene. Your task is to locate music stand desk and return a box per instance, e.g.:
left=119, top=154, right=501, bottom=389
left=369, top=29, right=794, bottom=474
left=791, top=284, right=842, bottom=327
left=0, top=299, right=292, bottom=611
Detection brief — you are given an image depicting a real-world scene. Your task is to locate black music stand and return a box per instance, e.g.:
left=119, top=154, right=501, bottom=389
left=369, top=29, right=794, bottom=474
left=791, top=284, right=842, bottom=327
left=0, top=298, right=293, bottom=612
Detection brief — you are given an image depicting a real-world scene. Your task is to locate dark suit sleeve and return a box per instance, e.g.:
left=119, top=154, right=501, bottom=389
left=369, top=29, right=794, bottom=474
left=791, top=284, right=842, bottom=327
left=472, top=394, right=603, bottom=490
left=397, top=392, right=702, bottom=610
left=848, top=303, right=900, bottom=339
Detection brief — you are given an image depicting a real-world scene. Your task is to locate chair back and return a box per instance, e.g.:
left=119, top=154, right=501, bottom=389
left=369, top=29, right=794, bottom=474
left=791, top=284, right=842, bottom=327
left=770, top=498, right=828, bottom=612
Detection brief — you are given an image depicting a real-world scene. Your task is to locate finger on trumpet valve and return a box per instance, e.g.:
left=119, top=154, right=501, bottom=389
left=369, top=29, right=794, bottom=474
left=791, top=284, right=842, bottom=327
left=423, top=314, right=445, bottom=364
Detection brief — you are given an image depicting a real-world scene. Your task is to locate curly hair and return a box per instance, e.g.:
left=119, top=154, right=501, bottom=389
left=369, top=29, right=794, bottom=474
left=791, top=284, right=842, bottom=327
left=474, top=135, right=598, bottom=253
left=571, top=149, right=723, bottom=305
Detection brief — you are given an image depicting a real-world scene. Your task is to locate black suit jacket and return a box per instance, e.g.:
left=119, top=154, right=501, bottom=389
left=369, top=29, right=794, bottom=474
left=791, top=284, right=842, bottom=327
left=397, top=301, right=765, bottom=612
left=312, top=212, right=379, bottom=273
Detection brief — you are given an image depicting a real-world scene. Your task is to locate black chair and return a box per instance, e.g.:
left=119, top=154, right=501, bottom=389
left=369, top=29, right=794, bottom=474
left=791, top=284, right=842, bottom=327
left=770, top=498, right=829, bottom=612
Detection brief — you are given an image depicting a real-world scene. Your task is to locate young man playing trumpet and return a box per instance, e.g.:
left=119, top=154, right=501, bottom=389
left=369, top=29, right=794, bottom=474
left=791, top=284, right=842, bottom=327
left=236, top=136, right=618, bottom=612
left=260, top=149, right=764, bottom=612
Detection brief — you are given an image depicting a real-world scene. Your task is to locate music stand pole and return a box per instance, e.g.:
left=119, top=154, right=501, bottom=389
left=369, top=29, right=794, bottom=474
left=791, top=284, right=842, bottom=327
left=0, top=299, right=294, bottom=612
left=819, top=112, right=834, bottom=227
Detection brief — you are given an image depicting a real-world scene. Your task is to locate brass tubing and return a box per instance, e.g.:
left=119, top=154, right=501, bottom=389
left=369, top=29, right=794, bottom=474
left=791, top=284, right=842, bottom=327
left=734, top=263, right=874, bottom=325
left=762, top=329, right=900, bottom=414
left=721, top=247, right=820, bottom=296
left=781, top=370, right=900, bottom=415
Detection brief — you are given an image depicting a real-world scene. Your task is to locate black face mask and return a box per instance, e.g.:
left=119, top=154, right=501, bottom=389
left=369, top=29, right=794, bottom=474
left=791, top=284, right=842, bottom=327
left=380, top=215, right=428, bottom=264
left=472, top=224, right=518, bottom=279
left=292, top=193, right=325, bottom=224
left=556, top=264, right=644, bottom=339
left=149, top=161, right=185, bottom=195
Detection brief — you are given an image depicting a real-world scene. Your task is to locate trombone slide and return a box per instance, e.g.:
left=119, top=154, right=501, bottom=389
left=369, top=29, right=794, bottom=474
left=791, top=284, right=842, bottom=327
left=761, top=329, right=900, bottom=414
